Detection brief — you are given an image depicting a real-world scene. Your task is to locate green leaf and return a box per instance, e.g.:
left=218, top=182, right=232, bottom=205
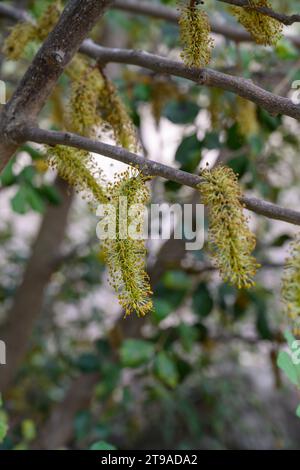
left=0, top=159, right=16, bottom=187
left=276, top=38, right=298, bottom=60
left=227, top=154, right=249, bottom=177
left=163, top=270, right=191, bottom=291
left=154, top=352, right=179, bottom=388
left=192, top=283, right=213, bottom=318
left=11, top=187, right=28, bottom=214
left=271, top=234, right=292, bottom=247
left=19, top=166, right=36, bottom=184
left=178, top=323, right=199, bottom=352
left=37, top=185, right=62, bottom=205
left=226, top=123, right=245, bottom=150
left=25, top=186, right=45, bottom=213
left=152, top=298, right=173, bottom=323
left=90, top=441, right=117, bottom=450
left=296, top=404, right=300, bottom=418
left=120, top=339, right=155, bottom=368
left=277, top=351, right=300, bottom=387
left=163, top=100, right=199, bottom=124
left=175, top=134, right=202, bottom=172
left=76, top=353, right=100, bottom=373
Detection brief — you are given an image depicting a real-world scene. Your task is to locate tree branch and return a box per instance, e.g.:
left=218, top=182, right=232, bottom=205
left=216, top=0, right=300, bottom=26
left=1, top=1, right=299, bottom=47
left=21, top=126, right=300, bottom=227
left=80, top=42, right=300, bottom=121
left=0, top=0, right=112, bottom=173
left=0, top=3, right=32, bottom=23
left=111, top=0, right=300, bottom=47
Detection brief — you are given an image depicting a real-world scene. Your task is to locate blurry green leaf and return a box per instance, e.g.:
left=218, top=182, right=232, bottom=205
left=76, top=353, right=100, bottom=373
left=258, top=108, right=281, bottom=132
left=192, top=283, right=213, bottom=318
left=75, top=411, right=92, bottom=441
left=19, top=166, right=36, bottom=184
left=120, top=339, right=155, bottom=368
left=163, top=100, right=199, bottom=124
left=11, top=187, right=28, bottom=214
left=204, top=131, right=221, bottom=150
left=254, top=300, right=273, bottom=340
left=175, top=134, right=202, bottom=172
left=153, top=298, right=173, bottom=323
left=0, top=159, right=16, bottom=187
left=277, top=351, right=300, bottom=387
left=227, top=154, right=249, bottom=177
left=163, top=271, right=191, bottom=291
left=276, top=39, right=298, bottom=60
left=25, top=186, right=45, bottom=213
left=178, top=323, right=199, bottom=352
left=249, top=135, right=263, bottom=154
left=226, top=123, right=245, bottom=150
left=296, top=404, right=300, bottom=418
left=271, top=234, right=292, bottom=247
left=154, top=352, right=179, bottom=388
left=90, top=441, right=117, bottom=450
left=37, top=184, right=62, bottom=205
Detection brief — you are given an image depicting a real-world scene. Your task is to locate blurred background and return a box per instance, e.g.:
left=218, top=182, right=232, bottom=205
left=0, top=0, right=300, bottom=450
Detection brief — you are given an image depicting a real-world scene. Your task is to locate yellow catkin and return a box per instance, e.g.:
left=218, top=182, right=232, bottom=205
left=236, top=96, right=259, bottom=137
left=178, top=1, right=214, bottom=68
left=68, top=65, right=104, bottom=136
left=103, top=170, right=153, bottom=317
left=282, top=236, right=300, bottom=337
left=47, top=146, right=108, bottom=208
left=97, top=70, right=139, bottom=152
left=199, top=166, right=259, bottom=289
left=3, top=1, right=61, bottom=60
left=3, top=22, right=36, bottom=60
left=230, top=0, right=283, bottom=46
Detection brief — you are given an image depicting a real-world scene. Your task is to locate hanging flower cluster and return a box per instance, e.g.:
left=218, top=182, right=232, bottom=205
left=46, top=146, right=108, bottom=208
left=282, top=236, right=300, bottom=337
left=236, top=96, right=259, bottom=137
left=198, top=166, right=259, bottom=289
left=178, top=1, right=214, bottom=68
left=230, top=0, right=283, bottom=46
left=3, top=1, right=62, bottom=60
left=103, top=170, right=153, bottom=318
left=97, top=70, right=139, bottom=152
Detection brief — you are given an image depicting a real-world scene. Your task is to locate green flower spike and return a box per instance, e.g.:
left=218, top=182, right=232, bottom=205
left=199, top=166, right=260, bottom=289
